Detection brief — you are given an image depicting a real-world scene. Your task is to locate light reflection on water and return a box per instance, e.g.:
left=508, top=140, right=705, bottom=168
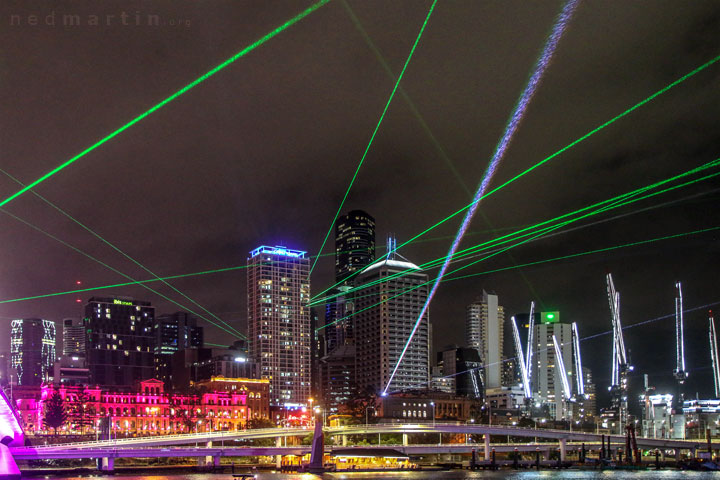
left=46, top=471, right=720, bottom=480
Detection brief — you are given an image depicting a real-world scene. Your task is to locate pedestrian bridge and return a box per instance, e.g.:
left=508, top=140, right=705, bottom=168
left=26, top=422, right=708, bottom=451
left=8, top=422, right=712, bottom=474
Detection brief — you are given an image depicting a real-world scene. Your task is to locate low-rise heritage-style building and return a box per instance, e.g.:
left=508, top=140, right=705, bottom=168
left=13, top=377, right=269, bottom=435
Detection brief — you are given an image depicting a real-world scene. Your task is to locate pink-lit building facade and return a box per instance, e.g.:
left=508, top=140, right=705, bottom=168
left=14, top=377, right=270, bottom=435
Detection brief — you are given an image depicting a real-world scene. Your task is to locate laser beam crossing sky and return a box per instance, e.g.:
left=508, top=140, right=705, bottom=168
left=384, top=0, right=581, bottom=394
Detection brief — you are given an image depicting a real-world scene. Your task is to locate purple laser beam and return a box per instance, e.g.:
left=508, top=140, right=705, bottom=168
left=384, top=0, right=581, bottom=394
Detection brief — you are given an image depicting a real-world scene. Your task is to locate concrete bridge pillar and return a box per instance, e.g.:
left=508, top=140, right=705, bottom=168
left=402, top=433, right=408, bottom=446
left=213, top=456, right=221, bottom=467
left=484, top=434, right=490, bottom=460
left=543, top=449, right=550, bottom=461
left=201, top=440, right=214, bottom=467
left=675, top=449, right=682, bottom=462
left=342, top=434, right=348, bottom=446
left=559, top=439, right=567, bottom=462
left=276, top=436, right=283, bottom=468
left=100, top=457, right=114, bottom=472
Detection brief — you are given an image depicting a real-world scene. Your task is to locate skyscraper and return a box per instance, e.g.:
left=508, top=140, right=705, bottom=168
left=320, top=344, right=356, bottom=413
left=323, top=288, right=355, bottom=353
left=154, top=312, right=204, bottom=387
left=62, top=318, right=86, bottom=357
left=466, top=291, right=505, bottom=389
left=437, top=346, right=483, bottom=398
left=155, top=312, right=203, bottom=355
left=10, top=318, right=56, bottom=386
left=354, top=252, right=430, bottom=393
left=581, top=366, right=597, bottom=419
left=335, top=210, right=375, bottom=284
left=531, top=312, right=573, bottom=420
left=247, top=245, right=311, bottom=406
left=319, top=210, right=374, bottom=405
left=85, top=296, right=156, bottom=387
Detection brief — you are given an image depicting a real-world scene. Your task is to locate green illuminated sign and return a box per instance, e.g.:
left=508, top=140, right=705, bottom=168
left=113, top=299, right=133, bottom=306
left=541, top=311, right=559, bottom=324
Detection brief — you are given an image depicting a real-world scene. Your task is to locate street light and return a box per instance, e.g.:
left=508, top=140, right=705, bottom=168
left=430, top=402, right=436, bottom=427
left=314, top=407, right=326, bottom=427
left=465, top=418, right=475, bottom=444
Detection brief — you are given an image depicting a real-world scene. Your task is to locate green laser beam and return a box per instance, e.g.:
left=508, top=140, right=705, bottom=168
left=0, top=229, right=536, bottom=306
left=0, top=228, right=523, bottom=306
left=317, top=222, right=720, bottom=333
left=322, top=173, right=720, bottom=305
left=310, top=185, right=683, bottom=307
left=315, top=150, right=720, bottom=303
left=0, top=0, right=331, bottom=210
left=313, top=190, right=686, bottom=309
left=443, top=226, right=720, bottom=283
left=341, top=0, right=545, bottom=308
left=0, top=264, right=251, bottom=305
left=394, top=53, right=720, bottom=252
left=0, top=208, right=244, bottom=339
left=310, top=158, right=720, bottom=306
left=414, top=166, right=720, bottom=285
left=341, top=0, right=471, bottom=197
left=319, top=222, right=570, bottom=332
left=0, top=167, right=245, bottom=339
left=4, top=170, right=711, bottom=315
left=5, top=161, right=714, bottom=310
left=435, top=160, right=720, bottom=269
left=422, top=169, right=720, bottom=286
left=309, top=0, right=438, bottom=275
left=310, top=52, right=720, bottom=301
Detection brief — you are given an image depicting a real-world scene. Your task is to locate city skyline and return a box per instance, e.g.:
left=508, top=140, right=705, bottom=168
left=1, top=0, right=719, bottom=406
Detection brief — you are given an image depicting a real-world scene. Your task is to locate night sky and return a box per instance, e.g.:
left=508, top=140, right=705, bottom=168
left=1, top=0, right=719, bottom=406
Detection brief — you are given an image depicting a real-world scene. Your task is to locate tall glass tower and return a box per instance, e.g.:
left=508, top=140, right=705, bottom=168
left=334, top=210, right=375, bottom=285
left=247, top=245, right=311, bottom=406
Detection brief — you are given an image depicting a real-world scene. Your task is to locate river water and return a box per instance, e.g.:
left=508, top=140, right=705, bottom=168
left=39, top=472, right=720, bottom=479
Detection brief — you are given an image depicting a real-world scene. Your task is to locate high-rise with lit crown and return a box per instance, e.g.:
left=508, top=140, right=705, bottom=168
left=466, top=291, right=504, bottom=389
left=10, top=318, right=56, bottom=386
left=531, top=311, right=573, bottom=420
left=335, top=210, right=375, bottom=284
left=354, top=250, right=430, bottom=394
left=247, top=245, right=311, bottom=406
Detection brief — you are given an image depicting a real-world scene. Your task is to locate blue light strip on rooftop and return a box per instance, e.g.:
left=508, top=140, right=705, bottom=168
left=249, top=245, right=307, bottom=258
